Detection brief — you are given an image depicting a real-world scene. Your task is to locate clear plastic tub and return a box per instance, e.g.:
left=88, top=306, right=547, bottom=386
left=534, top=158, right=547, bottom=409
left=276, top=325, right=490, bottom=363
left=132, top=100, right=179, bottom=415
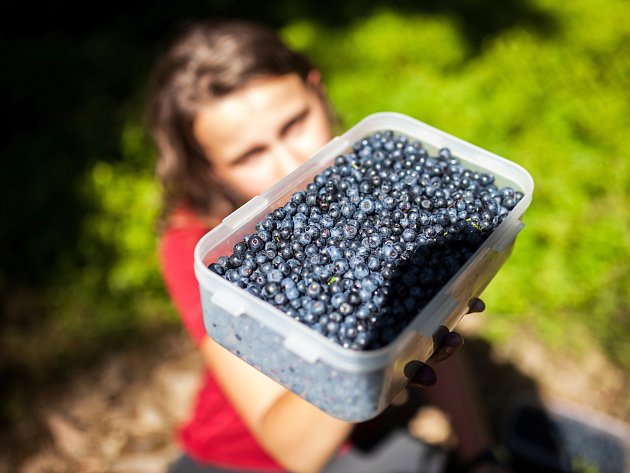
left=194, top=112, right=534, bottom=421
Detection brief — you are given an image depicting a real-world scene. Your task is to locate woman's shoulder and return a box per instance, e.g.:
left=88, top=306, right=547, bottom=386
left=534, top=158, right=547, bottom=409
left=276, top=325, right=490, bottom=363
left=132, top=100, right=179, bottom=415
left=168, top=207, right=209, bottom=230
left=159, top=207, right=213, bottom=257
left=163, top=206, right=222, bottom=234
left=164, top=195, right=236, bottom=233
left=157, top=208, right=212, bottom=279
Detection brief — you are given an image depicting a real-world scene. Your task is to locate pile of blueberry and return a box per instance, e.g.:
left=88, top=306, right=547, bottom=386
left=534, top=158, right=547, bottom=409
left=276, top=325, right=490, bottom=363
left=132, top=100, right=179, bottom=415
left=209, top=131, right=523, bottom=350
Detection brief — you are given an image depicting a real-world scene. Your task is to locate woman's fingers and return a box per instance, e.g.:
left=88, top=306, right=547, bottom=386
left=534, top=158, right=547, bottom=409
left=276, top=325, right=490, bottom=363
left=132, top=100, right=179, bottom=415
left=407, top=333, right=463, bottom=387
left=429, top=298, right=483, bottom=363
left=408, top=298, right=485, bottom=388
left=427, top=331, right=464, bottom=364
left=408, top=363, right=437, bottom=387
left=427, top=298, right=483, bottom=365
left=467, top=297, right=486, bottom=314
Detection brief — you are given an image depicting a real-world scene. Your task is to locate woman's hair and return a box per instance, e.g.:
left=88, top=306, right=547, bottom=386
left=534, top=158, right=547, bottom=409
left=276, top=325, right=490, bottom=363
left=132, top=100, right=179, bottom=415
left=146, top=19, right=316, bottom=224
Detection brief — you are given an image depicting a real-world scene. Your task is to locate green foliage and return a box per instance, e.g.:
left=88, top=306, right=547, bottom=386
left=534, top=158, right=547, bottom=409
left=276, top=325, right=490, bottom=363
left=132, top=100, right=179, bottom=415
left=284, top=0, right=630, bottom=366
left=3, top=1, right=630, bottom=425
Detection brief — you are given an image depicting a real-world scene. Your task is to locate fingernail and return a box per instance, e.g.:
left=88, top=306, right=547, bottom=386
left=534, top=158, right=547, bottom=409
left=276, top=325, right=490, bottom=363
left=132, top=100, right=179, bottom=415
left=413, top=364, right=437, bottom=387
left=469, top=298, right=485, bottom=313
left=445, top=331, right=464, bottom=348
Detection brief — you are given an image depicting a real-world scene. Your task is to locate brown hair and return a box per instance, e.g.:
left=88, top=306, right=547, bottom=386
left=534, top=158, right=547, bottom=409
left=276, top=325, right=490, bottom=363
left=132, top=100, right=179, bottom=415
left=146, top=19, right=316, bottom=226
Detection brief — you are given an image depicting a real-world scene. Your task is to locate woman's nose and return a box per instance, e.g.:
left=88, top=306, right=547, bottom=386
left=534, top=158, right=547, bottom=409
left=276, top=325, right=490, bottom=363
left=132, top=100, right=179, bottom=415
left=273, top=144, right=306, bottom=178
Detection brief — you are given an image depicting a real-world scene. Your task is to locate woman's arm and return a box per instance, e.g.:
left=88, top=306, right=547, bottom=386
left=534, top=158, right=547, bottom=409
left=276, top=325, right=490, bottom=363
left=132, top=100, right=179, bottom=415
left=160, top=223, right=351, bottom=472
left=199, top=338, right=353, bottom=473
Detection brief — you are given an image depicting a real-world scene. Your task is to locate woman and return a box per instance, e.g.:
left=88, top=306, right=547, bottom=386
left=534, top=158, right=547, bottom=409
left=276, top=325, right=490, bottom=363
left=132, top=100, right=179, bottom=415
left=147, top=19, right=505, bottom=473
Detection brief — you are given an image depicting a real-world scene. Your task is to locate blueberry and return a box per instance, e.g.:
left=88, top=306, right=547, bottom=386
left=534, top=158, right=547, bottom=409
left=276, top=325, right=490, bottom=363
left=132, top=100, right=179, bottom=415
left=311, top=300, right=326, bottom=317
left=246, top=285, right=261, bottom=296
left=359, top=198, right=376, bottom=214
left=367, top=233, right=382, bottom=249
left=356, top=246, right=370, bottom=258
left=233, top=241, right=247, bottom=255
left=306, top=282, right=323, bottom=298
left=282, top=284, right=299, bottom=300
left=338, top=302, right=354, bottom=316
left=332, top=258, right=350, bottom=275
left=267, top=269, right=284, bottom=283
left=239, top=266, right=253, bottom=278
left=402, top=228, right=417, bottom=242
left=503, top=197, right=517, bottom=210
left=340, top=203, right=356, bottom=218
left=229, top=254, right=243, bottom=268
left=248, top=236, right=264, bottom=252
left=367, top=256, right=381, bottom=271
left=327, top=246, right=344, bottom=261
left=291, top=190, right=305, bottom=205
left=353, top=263, right=370, bottom=279
left=335, top=155, right=347, bottom=167
left=263, top=282, right=281, bottom=297
left=331, top=292, right=347, bottom=308
left=326, top=320, right=340, bottom=334
left=321, top=215, right=335, bottom=228
left=381, top=242, right=399, bottom=262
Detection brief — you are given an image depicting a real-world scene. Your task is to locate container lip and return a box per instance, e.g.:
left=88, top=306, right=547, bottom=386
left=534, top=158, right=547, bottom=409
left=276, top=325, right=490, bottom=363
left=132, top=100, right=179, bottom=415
left=194, top=111, right=534, bottom=373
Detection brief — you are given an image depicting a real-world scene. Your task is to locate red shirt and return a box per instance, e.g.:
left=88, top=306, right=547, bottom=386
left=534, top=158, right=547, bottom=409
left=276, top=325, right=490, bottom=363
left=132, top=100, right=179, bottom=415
left=159, top=208, right=284, bottom=471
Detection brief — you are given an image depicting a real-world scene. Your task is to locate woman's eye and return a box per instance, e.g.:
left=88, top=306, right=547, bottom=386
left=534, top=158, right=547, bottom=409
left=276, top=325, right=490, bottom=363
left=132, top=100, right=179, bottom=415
left=232, top=148, right=264, bottom=167
left=286, top=118, right=304, bottom=134
left=284, top=110, right=309, bottom=136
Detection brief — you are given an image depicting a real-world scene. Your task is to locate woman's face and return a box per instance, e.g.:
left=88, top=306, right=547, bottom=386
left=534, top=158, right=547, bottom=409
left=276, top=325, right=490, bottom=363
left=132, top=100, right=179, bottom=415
left=193, top=73, right=333, bottom=203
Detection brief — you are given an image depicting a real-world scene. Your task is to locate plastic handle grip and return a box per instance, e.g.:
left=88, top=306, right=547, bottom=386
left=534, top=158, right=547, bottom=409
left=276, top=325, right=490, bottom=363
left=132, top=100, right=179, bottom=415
left=211, top=291, right=244, bottom=317
left=284, top=333, right=321, bottom=364
left=493, top=221, right=525, bottom=253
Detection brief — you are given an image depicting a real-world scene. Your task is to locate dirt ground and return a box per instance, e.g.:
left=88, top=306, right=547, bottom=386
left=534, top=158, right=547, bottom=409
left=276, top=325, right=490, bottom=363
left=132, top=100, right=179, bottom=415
left=2, top=316, right=630, bottom=473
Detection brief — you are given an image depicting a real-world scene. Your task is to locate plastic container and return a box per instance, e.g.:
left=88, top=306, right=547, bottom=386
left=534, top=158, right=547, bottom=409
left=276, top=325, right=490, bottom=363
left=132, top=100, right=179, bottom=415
left=194, top=112, right=534, bottom=422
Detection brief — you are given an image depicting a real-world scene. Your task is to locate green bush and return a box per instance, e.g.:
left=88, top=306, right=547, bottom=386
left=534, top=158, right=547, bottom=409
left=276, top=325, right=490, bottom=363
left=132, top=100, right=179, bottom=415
left=284, top=0, right=630, bottom=365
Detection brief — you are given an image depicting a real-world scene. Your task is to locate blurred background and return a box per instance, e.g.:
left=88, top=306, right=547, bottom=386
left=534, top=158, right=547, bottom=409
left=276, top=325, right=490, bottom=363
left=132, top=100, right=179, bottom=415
left=2, top=0, right=629, bottom=471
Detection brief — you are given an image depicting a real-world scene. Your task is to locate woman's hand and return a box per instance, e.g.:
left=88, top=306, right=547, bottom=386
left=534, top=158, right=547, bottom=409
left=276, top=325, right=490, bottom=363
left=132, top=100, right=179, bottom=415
left=408, top=298, right=486, bottom=387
